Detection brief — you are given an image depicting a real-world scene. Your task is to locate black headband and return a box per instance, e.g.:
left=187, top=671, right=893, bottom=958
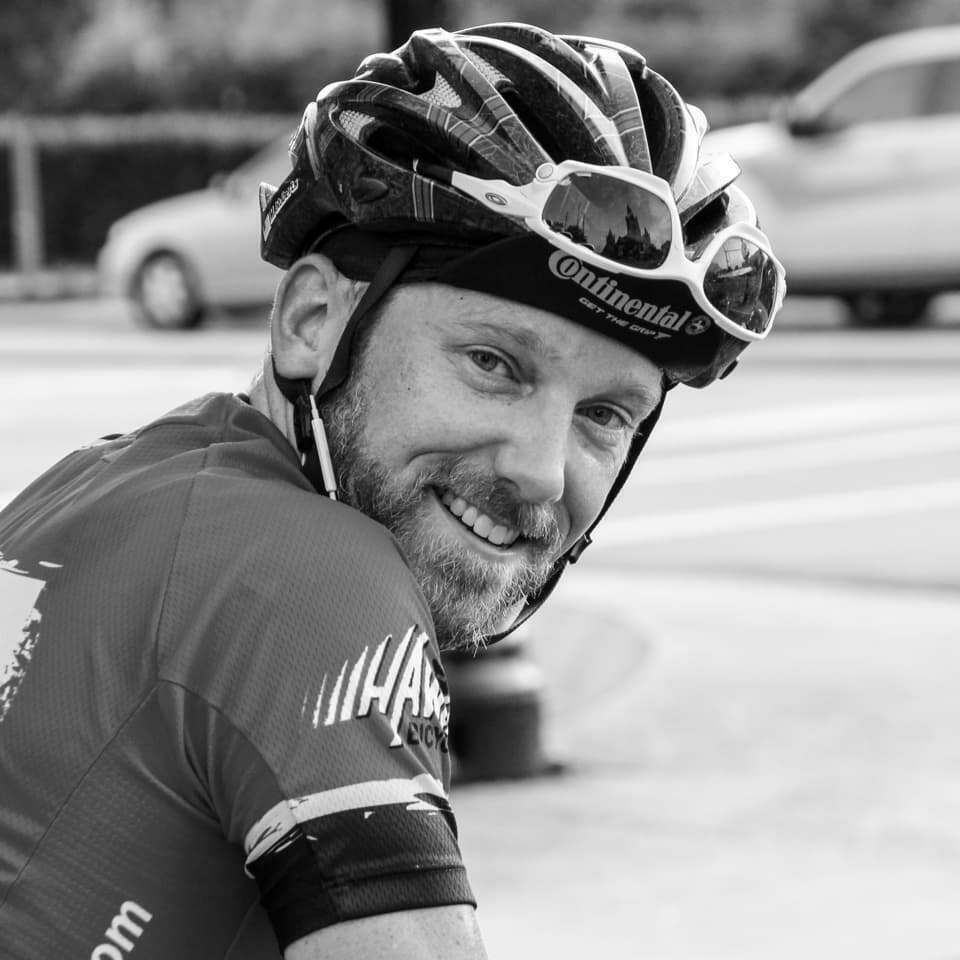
left=311, top=224, right=492, bottom=284
left=312, top=226, right=746, bottom=386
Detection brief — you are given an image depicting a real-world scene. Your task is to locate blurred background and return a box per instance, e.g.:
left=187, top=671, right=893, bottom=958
left=3, top=2, right=960, bottom=958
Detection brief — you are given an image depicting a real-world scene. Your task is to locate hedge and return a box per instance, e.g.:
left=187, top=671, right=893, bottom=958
left=0, top=113, right=292, bottom=269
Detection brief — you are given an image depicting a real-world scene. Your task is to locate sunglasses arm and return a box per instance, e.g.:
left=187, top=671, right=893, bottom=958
left=413, top=160, right=541, bottom=218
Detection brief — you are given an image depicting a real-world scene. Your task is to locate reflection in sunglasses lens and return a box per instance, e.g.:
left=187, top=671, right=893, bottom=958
left=703, top=238, right=777, bottom=333
left=542, top=174, right=672, bottom=268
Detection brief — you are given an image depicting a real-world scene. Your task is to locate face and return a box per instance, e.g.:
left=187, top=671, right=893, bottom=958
left=321, top=283, right=663, bottom=652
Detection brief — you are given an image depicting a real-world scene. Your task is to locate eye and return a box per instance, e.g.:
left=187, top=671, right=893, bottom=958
left=581, top=404, right=628, bottom=429
left=468, top=349, right=510, bottom=375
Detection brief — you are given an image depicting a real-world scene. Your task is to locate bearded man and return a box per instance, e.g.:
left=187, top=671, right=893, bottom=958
left=0, top=23, right=782, bottom=960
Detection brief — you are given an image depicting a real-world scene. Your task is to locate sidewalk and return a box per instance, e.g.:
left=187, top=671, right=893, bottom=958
left=0, top=268, right=98, bottom=301
left=453, top=569, right=960, bottom=960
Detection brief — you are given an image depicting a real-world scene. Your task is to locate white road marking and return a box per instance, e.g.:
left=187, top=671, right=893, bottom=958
left=601, top=479, right=960, bottom=543
left=0, top=366, right=250, bottom=398
left=654, top=394, right=960, bottom=451
left=637, top=425, right=960, bottom=484
left=1, top=327, right=260, bottom=360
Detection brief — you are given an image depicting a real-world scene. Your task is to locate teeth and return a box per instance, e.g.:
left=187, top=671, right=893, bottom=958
left=472, top=514, right=493, bottom=538
left=488, top=524, right=509, bottom=546
left=437, top=489, right=519, bottom=547
left=446, top=494, right=467, bottom=517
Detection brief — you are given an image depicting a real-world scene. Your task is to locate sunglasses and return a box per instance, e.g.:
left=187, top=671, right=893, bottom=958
left=414, top=159, right=786, bottom=343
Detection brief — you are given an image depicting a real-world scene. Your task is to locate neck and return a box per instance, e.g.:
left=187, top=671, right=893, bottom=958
left=248, top=357, right=299, bottom=452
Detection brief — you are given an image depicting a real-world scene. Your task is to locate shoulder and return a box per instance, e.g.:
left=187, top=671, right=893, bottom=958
left=184, top=469, right=419, bottom=606
left=145, top=392, right=410, bottom=585
left=107, top=392, right=418, bottom=595
left=167, top=474, right=431, bottom=664
left=159, top=464, right=436, bottom=712
left=139, top=394, right=429, bottom=646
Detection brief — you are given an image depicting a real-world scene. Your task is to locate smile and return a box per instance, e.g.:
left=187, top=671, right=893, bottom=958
left=438, top=489, right=520, bottom=547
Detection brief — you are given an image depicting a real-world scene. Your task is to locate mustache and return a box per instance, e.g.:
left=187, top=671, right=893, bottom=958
left=422, top=458, right=564, bottom=553
left=321, top=377, right=565, bottom=553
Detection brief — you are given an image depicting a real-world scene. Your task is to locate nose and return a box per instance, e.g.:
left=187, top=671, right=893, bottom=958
left=492, top=404, right=568, bottom=505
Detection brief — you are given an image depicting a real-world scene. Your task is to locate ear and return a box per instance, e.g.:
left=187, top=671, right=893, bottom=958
left=271, top=254, right=357, bottom=385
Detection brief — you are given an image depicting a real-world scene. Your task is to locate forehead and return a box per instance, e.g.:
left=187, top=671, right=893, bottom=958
left=380, top=282, right=664, bottom=398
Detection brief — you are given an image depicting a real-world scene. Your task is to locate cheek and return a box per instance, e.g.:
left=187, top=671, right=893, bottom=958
left=563, top=451, right=622, bottom=543
left=356, top=362, right=465, bottom=465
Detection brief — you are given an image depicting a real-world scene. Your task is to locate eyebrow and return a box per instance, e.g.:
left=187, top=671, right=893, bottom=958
left=609, top=380, right=663, bottom=411
left=454, top=318, right=555, bottom=360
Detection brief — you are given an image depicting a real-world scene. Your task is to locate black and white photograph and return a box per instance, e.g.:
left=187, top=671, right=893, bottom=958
left=2, top=2, right=959, bottom=957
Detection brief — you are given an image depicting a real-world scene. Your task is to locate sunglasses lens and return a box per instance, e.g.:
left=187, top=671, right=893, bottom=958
left=542, top=173, right=673, bottom=269
left=703, top=237, right=780, bottom=334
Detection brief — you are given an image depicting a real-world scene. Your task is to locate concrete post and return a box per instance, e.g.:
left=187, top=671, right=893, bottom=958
left=10, top=117, right=44, bottom=281
left=445, top=627, right=558, bottom=783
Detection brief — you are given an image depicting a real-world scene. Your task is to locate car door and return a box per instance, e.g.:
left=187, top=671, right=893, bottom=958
left=767, top=56, right=948, bottom=287
left=907, top=56, right=960, bottom=272
left=195, top=137, right=291, bottom=304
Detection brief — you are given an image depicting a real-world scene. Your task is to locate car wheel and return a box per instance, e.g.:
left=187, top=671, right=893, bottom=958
left=131, top=252, right=205, bottom=330
left=844, top=291, right=931, bottom=329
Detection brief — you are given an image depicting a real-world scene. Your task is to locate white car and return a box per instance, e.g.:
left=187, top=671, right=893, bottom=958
left=705, top=25, right=960, bottom=326
left=97, top=137, right=289, bottom=329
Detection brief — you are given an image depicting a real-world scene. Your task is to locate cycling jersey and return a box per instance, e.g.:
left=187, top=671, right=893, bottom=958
left=0, top=393, right=473, bottom=959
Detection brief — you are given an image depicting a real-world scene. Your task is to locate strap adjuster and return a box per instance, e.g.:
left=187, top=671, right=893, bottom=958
left=566, top=533, right=592, bottom=563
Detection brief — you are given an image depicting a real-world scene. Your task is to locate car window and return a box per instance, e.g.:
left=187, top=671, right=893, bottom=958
left=231, top=135, right=294, bottom=186
left=823, top=60, right=932, bottom=126
left=929, top=58, right=960, bottom=114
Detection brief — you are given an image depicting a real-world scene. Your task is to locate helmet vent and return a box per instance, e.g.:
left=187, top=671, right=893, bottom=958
left=421, top=73, right=462, bottom=109
left=466, top=52, right=508, bottom=88
left=338, top=110, right=375, bottom=140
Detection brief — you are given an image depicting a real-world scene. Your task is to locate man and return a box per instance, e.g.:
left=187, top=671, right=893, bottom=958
left=0, top=23, right=784, bottom=960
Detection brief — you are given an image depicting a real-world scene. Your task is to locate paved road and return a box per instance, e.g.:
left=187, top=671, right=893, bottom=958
left=464, top=574, right=960, bottom=960
left=2, top=297, right=959, bottom=958
left=603, top=327, right=960, bottom=592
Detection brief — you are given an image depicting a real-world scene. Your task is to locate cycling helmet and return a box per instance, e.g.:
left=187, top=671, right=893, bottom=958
left=258, top=23, right=782, bottom=637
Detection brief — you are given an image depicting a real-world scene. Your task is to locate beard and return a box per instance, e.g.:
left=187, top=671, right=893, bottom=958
left=320, top=375, right=564, bottom=654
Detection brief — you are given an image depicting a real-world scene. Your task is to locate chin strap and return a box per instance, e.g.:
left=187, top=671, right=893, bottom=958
left=272, top=244, right=421, bottom=495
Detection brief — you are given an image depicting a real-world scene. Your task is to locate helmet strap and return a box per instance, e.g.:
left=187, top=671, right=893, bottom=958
left=272, top=243, right=421, bottom=494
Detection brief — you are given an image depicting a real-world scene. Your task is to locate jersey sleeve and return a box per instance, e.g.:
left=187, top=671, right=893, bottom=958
left=156, top=483, right=474, bottom=949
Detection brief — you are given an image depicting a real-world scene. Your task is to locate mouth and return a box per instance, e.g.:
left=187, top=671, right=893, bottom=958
left=435, top=487, right=521, bottom=549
